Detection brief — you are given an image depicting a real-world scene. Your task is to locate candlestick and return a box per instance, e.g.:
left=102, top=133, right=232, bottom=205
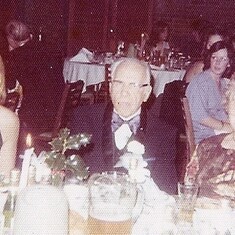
left=19, top=134, right=34, bottom=190
left=26, top=133, right=32, bottom=148
left=139, top=33, right=146, bottom=58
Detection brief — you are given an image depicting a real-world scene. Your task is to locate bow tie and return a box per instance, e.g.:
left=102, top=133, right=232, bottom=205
left=111, top=112, right=140, bottom=134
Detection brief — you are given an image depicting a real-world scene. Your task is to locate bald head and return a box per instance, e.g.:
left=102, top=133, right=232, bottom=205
left=109, top=58, right=152, bottom=117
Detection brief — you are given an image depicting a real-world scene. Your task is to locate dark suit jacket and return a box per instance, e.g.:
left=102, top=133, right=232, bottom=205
left=69, top=100, right=178, bottom=194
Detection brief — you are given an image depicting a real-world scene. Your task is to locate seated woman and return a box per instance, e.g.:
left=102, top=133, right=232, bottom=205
left=150, top=21, right=171, bottom=58
left=186, top=40, right=234, bottom=144
left=185, top=79, right=235, bottom=199
left=0, top=61, right=19, bottom=178
left=184, top=27, right=228, bottom=83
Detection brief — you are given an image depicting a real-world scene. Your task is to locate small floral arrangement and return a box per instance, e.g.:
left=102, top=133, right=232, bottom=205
left=127, top=140, right=145, bottom=155
left=45, top=128, right=91, bottom=181
left=115, top=140, right=150, bottom=183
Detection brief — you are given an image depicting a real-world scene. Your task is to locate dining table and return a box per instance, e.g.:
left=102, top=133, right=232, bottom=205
left=63, top=58, right=186, bottom=97
left=65, top=184, right=235, bottom=235
left=0, top=178, right=234, bottom=234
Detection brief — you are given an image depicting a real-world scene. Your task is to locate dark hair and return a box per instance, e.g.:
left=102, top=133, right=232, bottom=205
left=150, top=21, right=169, bottom=45
left=203, top=41, right=235, bottom=78
left=201, top=26, right=228, bottom=57
left=6, top=20, right=31, bottom=42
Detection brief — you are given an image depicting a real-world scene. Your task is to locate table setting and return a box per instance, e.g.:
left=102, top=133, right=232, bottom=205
left=0, top=128, right=234, bottom=234
left=0, top=129, right=173, bottom=234
left=63, top=47, right=186, bottom=98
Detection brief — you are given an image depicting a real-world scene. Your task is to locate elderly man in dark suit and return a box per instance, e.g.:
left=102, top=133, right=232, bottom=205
left=70, top=58, right=177, bottom=194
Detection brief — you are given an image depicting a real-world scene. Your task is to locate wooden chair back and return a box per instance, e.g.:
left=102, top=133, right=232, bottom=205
left=51, top=80, right=84, bottom=138
left=95, top=63, right=111, bottom=103
left=35, top=80, right=84, bottom=142
left=180, top=96, right=196, bottom=162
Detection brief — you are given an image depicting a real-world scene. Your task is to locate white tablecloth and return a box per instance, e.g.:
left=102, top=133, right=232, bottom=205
left=63, top=59, right=105, bottom=93
left=63, top=59, right=186, bottom=96
left=151, top=68, right=186, bottom=97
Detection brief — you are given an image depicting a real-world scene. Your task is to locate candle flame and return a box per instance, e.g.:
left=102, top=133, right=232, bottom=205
left=26, top=133, right=32, bottom=147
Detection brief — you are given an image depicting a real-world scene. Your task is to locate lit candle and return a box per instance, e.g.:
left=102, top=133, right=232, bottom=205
left=19, top=134, right=35, bottom=189
left=140, top=33, right=145, bottom=57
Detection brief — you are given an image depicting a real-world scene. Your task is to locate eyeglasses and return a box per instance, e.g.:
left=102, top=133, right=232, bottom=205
left=111, top=80, right=149, bottom=91
left=211, top=55, right=229, bottom=63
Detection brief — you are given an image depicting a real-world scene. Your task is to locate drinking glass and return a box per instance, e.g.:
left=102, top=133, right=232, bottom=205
left=88, top=171, right=138, bottom=235
left=177, top=182, right=199, bottom=223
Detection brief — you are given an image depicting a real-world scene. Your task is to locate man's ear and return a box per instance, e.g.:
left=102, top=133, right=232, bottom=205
left=143, top=85, right=152, bottom=102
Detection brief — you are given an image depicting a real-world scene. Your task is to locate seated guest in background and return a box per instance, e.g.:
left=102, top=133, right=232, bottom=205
left=181, top=19, right=206, bottom=62
left=0, top=68, right=19, bottom=178
left=70, top=58, right=178, bottom=194
left=184, top=27, right=228, bottom=83
left=230, top=34, right=235, bottom=50
left=150, top=21, right=171, bottom=58
left=186, top=79, right=235, bottom=199
left=3, top=20, right=62, bottom=136
left=186, top=41, right=234, bottom=144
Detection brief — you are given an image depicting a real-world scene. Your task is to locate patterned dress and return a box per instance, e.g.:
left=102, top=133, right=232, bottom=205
left=186, top=134, right=235, bottom=199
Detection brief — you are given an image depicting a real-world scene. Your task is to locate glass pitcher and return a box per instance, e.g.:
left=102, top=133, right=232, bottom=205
left=88, top=171, right=141, bottom=235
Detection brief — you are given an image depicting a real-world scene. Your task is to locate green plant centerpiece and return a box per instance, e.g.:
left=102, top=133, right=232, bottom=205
left=44, top=128, right=91, bottom=185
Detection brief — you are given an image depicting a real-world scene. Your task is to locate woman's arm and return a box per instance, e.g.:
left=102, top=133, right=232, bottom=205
left=0, top=106, right=19, bottom=178
left=202, top=79, right=235, bottom=133
left=201, top=116, right=233, bottom=133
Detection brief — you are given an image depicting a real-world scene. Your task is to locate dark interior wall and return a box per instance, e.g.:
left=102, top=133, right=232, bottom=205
left=66, top=0, right=154, bottom=56
left=1, top=0, right=235, bottom=56
left=0, top=0, right=69, bottom=57
left=0, top=0, right=24, bottom=54
left=23, top=0, right=69, bottom=57
left=153, top=0, right=235, bottom=48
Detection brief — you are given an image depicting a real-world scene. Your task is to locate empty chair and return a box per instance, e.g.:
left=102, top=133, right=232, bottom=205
left=181, top=97, right=196, bottom=158
left=159, top=80, right=188, bottom=133
left=35, top=80, right=84, bottom=142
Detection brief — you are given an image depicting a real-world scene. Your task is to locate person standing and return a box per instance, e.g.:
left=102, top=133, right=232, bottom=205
left=3, top=20, right=61, bottom=135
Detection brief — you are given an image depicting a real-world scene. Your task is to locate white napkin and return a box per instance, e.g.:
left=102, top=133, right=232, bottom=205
left=150, top=64, right=162, bottom=70
left=70, top=48, right=93, bottom=62
left=30, top=151, right=51, bottom=182
left=114, top=124, right=132, bottom=150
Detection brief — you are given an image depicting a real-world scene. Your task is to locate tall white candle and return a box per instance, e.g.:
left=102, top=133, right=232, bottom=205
left=19, top=134, right=34, bottom=189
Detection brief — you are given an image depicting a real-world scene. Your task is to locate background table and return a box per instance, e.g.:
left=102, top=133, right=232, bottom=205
left=151, top=68, right=186, bottom=97
left=63, top=59, right=186, bottom=96
left=63, top=60, right=105, bottom=93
